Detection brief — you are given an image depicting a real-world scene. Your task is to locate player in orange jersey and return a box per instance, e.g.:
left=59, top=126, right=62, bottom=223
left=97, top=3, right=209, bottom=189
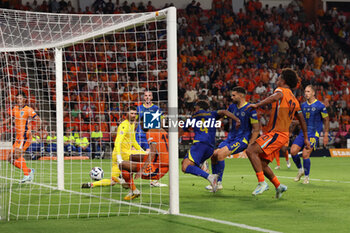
left=246, top=69, right=310, bottom=198
left=119, top=126, right=169, bottom=201
left=0, top=92, right=41, bottom=183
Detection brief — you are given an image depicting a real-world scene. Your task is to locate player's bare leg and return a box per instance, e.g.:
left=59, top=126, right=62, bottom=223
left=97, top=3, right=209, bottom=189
left=291, top=144, right=304, bottom=181
left=182, top=158, right=218, bottom=192
left=274, top=150, right=281, bottom=170
left=246, top=143, right=269, bottom=195
left=129, top=153, right=165, bottom=187
left=246, top=143, right=264, bottom=173
left=130, top=154, right=147, bottom=162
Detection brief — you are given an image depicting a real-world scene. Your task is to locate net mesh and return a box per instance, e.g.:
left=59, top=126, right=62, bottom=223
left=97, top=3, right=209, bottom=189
left=0, top=8, right=171, bottom=220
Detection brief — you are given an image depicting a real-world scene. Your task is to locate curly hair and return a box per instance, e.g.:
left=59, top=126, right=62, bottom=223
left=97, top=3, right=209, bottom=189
left=281, top=68, right=298, bottom=89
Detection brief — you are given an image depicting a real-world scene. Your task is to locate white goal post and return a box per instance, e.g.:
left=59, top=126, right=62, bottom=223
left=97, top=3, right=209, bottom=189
left=0, top=7, right=178, bottom=220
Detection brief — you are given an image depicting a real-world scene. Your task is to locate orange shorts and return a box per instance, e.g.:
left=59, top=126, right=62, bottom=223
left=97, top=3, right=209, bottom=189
left=13, top=134, right=32, bottom=152
left=256, top=132, right=288, bottom=162
left=137, top=163, right=169, bottom=180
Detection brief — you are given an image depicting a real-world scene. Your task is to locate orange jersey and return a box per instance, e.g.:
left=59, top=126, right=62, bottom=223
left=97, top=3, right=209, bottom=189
left=146, top=129, right=169, bottom=167
left=10, top=105, right=38, bottom=135
left=266, top=87, right=301, bottom=136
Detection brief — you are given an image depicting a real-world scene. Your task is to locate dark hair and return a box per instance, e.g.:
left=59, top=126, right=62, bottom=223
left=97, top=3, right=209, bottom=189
left=198, top=94, right=208, bottom=101
left=232, top=86, right=246, bottom=95
left=17, top=91, right=26, bottom=98
left=196, top=100, right=210, bottom=110
left=281, top=68, right=298, bottom=89
left=129, top=105, right=137, bottom=111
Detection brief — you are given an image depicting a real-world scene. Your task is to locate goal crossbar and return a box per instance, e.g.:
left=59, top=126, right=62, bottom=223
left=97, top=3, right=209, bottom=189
left=0, top=8, right=167, bottom=52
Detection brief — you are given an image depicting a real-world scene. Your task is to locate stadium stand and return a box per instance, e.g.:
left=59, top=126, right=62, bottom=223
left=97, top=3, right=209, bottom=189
left=2, top=0, right=350, bottom=152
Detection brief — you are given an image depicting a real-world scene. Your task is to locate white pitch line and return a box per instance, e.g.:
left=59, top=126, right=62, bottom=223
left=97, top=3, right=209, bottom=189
left=180, top=174, right=350, bottom=184
left=178, top=213, right=282, bottom=233
left=0, top=176, right=168, bottom=214
left=278, top=176, right=350, bottom=184
left=1, top=176, right=283, bottom=232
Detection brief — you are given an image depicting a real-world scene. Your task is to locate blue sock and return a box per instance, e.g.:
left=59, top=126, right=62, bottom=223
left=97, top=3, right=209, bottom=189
left=292, top=154, right=302, bottom=169
left=303, top=158, right=311, bottom=176
left=216, top=160, right=225, bottom=182
left=211, top=161, right=218, bottom=174
left=185, top=165, right=209, bottom=179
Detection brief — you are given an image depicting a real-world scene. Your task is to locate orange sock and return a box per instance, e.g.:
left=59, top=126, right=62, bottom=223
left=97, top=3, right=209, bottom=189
left=13, top=157, right=31, bottom=176
left=121, top=170, right=136, bottom=191
left=271, top=176, right=281, bottom=188
left=256, top=171, right=264, bottom=182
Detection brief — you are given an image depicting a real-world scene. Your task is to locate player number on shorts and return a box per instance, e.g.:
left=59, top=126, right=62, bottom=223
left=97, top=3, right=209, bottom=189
left=199, top=118, right=208, bottom=134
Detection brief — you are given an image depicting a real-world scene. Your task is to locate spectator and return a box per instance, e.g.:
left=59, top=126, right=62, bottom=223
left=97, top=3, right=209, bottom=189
left=75, top=136, right=91, bottom=157
left=255, top=82, right=267, bottom=94
left=329, top=117, right=339, bottom=132
left=105, top=0, right=114, bottom=13
left=46, top=131, right=57, bottom=154
left=334, top=125, right=348, bottom=148
left=91, top=125, right=104, bottom=159
left=64, top=130, right=76, bottom=155
left=184, top=85, right=198, bottom=109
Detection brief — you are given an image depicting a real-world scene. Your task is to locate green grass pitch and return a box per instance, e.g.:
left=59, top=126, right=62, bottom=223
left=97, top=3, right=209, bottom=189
left=1, top=157, right=350, bottom=233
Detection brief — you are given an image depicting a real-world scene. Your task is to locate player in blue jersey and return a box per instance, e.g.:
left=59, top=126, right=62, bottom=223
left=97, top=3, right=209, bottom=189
left=181, top=99, right=241, bottom=192
left=291, top=85, right=329, bottom=184
left=205, top=87, right=260, bottom=191
left=136, top=91, right=162, bottom=150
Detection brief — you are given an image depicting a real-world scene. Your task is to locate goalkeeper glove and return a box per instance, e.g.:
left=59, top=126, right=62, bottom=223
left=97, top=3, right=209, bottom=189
left=117, top=154, right=123, bottom=164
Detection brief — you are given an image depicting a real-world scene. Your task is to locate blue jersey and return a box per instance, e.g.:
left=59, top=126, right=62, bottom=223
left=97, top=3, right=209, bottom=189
left=227, top=102, right=258, bottom=142
left=137, top=104, right=161, bottom=120
left=136, top=104, right=162, bottom=149
left=301, top=100, right=328, bottom=136
left=191, top=110, right=219, bottom=148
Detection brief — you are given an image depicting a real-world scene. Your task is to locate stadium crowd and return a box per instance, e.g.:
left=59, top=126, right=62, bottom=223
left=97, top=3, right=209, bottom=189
left=2, top=0, right=350, bottom=152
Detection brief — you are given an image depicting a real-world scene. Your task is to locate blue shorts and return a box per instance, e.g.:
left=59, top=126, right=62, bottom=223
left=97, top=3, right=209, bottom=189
left=292, top=132, right=319, bottom=150
left=184, top=142, right=214, bottom=166
left=218, top=138, right=248, bottom=154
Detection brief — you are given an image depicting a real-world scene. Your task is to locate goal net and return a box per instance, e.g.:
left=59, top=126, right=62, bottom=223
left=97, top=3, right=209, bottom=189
left=0, top=7, right=178, bottom=220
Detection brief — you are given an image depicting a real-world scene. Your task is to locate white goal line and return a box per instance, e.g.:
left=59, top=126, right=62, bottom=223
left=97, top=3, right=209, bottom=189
left=0, top=175, right=283, bottom=232
left=0, top=176, right=168, bottom=214
left=178, top=213, right=282, bottom=233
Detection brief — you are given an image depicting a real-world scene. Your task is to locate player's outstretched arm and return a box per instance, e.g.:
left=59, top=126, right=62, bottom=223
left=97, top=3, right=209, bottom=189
left=295, top=111, right=311, bottom=149
left=217, top=110, right=241, bottom=128
left=323, top=116, right=330, bottom=146
left=247, top=92, right=283, bottom=110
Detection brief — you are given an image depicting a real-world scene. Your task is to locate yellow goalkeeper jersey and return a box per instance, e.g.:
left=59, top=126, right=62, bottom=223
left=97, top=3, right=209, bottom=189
left=113, top=119, right=142, bottom=157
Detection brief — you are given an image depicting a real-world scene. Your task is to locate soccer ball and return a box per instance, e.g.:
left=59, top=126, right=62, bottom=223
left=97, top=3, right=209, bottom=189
left=90, top=167, right=104, bottom=181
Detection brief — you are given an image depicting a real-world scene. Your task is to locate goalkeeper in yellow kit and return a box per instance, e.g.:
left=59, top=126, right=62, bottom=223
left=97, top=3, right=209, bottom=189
left=82, top=106, right=146, bottom=188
